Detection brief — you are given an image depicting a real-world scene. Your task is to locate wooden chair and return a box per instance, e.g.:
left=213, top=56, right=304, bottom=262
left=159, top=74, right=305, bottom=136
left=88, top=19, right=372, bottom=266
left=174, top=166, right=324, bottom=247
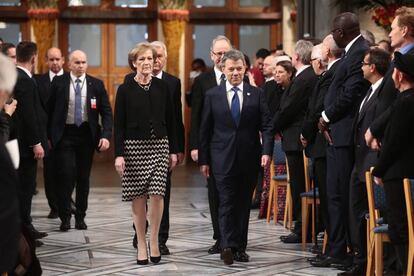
left=283, top=179, right=293, bottom=229
left=300, top=153, right=320, bottom=250
left=366, top=168, right=390, bottom=276
left=1, top=272, right=8, bottom=276
left=403, top=178, right=414, bottom=276
left=267, top=140, right=290, bottom=225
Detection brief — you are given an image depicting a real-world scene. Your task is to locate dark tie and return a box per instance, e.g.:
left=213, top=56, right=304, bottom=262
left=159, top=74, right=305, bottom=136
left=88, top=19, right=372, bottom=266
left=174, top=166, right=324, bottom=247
left=220, top=73, right=226, bottom=86
left=359, top=87, right=373, bottom=114
left=231, top=87, right=240, bottom=126
left=74, top=79, right=82, bottom=127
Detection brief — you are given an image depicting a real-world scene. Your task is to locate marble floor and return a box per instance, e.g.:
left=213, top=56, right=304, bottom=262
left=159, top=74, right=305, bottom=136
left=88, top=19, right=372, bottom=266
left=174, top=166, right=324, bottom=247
left=32, top=162, right=342, bottom=276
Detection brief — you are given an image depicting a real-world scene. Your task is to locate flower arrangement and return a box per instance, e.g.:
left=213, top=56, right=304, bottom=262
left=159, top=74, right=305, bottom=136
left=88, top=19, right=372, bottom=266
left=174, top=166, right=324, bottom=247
left=28, top=0, right=58, bottom=9
left=27, top=0, right=59, bottom=19
left=371, top=3, right=400, bottom=31
left=158, top=0, right=186, bottom=9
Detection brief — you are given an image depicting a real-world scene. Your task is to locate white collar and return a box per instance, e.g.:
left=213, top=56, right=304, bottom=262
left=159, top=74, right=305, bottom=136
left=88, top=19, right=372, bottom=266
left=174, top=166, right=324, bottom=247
left=17, top=66, right=32, bottom=78
left=154, top=71, right=163, bottom=79
left=70, top=72, right=86, bottom=83
left=265, top=76, right=274, bottom=82
left=345, top=34, right=362, bottom=54
left=214, top=66, right=223, bottom=80
left=295, top=65, right=310, bottom=77
left=226, top=81, right=243, bottom=92
left=371, top=77, right=383, bottom=93
left=327, top=58, right=341, bottom=71
left=49, top=69, right=64, bottom=81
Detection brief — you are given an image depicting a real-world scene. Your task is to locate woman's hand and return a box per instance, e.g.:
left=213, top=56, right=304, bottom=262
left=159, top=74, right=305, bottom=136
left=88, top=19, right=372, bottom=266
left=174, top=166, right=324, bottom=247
left=115, top=156, right=125, bottom=177
left=169, top=154, right=178, bottom=170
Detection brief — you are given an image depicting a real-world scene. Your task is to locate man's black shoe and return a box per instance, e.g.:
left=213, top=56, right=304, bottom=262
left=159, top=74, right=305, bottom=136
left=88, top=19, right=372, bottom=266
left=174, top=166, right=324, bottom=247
left=310, top=256, right=346, bottom=268
left=47, top=210, right=59, bottom=219
left=337, top=264, right=366, bottom=275
left=75, top=218, right=87, bottom=230
left=221, top=248, right=233, bottom=265
left=281, top=232, right=301, bottom=243
left=234, top=251, right=249, bottom=262
left=60, top=220, right=71, bottom=231
left=307, top=254, right=327, bottom=262
left=35, top=240, right=44, bottom=247
left=30, top=229, right=48, bottom=240
left=208, top=241, right=221, bottom=254
left=159, top=243, right=170, bottom=255
left=132, top=233, right=137, bottom=248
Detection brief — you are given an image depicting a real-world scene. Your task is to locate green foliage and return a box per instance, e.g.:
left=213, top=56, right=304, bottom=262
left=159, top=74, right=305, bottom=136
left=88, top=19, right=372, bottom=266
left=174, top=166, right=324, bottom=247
left=28, top=0, right=58, bottom=8
left=158, top=0, right=187, bottom=9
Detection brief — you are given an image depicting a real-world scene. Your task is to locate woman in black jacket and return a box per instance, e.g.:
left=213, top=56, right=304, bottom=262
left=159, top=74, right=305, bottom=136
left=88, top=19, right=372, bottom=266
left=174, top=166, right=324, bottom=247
left=114, top=42, right=178, bottom=265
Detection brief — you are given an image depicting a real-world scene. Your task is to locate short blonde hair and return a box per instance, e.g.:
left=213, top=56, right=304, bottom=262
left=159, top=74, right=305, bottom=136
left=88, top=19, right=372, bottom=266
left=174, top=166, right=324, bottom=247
left=395, top=6, right=414, bottom=38
left=127, top=42, right=156, bottom=71
left=150, top=41, right=167, bottom=57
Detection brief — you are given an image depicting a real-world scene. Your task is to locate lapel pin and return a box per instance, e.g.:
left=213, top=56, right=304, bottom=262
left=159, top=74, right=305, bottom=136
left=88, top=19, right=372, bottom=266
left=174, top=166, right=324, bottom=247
left=247, top=92, right=251, bottom=96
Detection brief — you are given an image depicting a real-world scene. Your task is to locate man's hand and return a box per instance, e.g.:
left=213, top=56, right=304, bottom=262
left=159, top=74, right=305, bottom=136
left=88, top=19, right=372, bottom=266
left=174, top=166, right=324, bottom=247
left=177, top=152, right=184, bottom=164
left=261, top=155, right=271, bottom=167
left=33, top=144, right=44, bottom=160
left=115, top=156, right=125, bottom=177
left=374, top=176, right=383, bottom=186
left=4, top=99, right=17, bottom=116
left=191, top=149, right=198, bottom=162
left=365, top=128, right=380, bottom=150
left=169, top=154, right=178, bottom=170
left=318, top=117, right=328, bottom=132
left=98, top=138, right=110, bottom=151
left=200, top=165, right=210, bottom=178
left=300, top=134, right=308, bottom=148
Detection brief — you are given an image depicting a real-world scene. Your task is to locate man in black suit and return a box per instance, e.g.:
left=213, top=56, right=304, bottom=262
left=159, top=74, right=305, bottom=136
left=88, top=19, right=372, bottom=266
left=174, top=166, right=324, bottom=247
left=273, top=40, right=318, bottom=244
left=340, top=48, right=391, bottom=275
left=34, top=47, right=65, bottom=219
left=199, top=49, right=273, bottom=265
left=48, top=50, right=113, bottom=231
left=13, top=41, right=48, bottom=242
left=190, top=35, right=232, bottom=254
left=301, top=38, right=342, bottom=248
left=0, top=52, right=20, bottom=273
left=312, top=13, right=370, bottom=268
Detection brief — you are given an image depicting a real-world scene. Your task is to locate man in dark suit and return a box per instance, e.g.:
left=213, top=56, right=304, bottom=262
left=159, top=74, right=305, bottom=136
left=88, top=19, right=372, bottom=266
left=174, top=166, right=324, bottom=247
left=341, top=48, right=391, bottom=275
left=190, top=35, right=232, bottom=254
left=34, top=47, right=65, bottom=219
left=301, top=39, right=342, bottom=248
left=48, top=50, right=113, bottom=231
left=273, top=40, right=318, bottom=244
left=312, top=13, right=370, bottom=268
left=199, top=49, right=273, bottom=265
left=13, top=41, right=48, bottom=242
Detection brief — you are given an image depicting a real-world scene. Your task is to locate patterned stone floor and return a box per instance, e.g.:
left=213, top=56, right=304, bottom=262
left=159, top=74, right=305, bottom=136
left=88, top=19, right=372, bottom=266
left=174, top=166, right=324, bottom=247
left=32, top=163, right=341, bottom=276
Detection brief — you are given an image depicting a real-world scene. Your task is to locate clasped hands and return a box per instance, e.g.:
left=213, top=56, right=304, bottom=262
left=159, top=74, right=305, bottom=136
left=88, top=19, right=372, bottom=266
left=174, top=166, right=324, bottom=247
left=115, top=154, right=178, bottom=177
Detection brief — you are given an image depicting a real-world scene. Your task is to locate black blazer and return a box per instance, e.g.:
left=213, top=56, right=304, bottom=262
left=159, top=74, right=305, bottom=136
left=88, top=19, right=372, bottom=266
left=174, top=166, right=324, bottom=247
left=12, top=68, right=48, bottom=157
left=302, top=61, right=339, bottom=158
left=0, top=142, right=20, bottom=272
left=263, top=79, right=284, bottom=116
left=198, top=82, right=273, bottom=175
left=372, top=89, right=414, bottom=180
left=114, top=76, right=178, bottom=157
left=48, top=73, right=113, bottom=148
left=189, top=70, right=217, bottom=150
left=124, top=71, right=185, bottom=153
left=323, top=36, right=370, bottom=147
left=273, top=66, right=318, bottom=152
left=34, top=72, right=52, bottom=110
left=353, top=79, right=386, bottom=182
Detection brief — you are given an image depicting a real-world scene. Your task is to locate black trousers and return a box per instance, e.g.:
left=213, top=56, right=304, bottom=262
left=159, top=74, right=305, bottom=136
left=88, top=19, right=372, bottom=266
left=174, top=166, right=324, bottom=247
left=326, top=146, right=353, bottom=259
left=214, top=170, right=257, bottom=250
left=285, top=151, right=306, bottom=235
left=55, top=124, right=94, bottom=221
left=159, top=171, right=171, bottom=245
left=43, top=149, right=58, bottom=212
left=313, top=157, right=329, bottom=233
left=207, top=175, right=220, bottom=242
left=17, top=156, right=37, bottom=226
left=349, top=167, right=368, bottom=265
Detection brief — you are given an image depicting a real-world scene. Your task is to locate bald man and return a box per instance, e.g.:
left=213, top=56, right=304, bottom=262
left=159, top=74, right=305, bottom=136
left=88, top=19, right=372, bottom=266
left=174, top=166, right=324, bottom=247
left=48, top=50, right=113, bottom=231
left=34, top=47, right=65, bottom=219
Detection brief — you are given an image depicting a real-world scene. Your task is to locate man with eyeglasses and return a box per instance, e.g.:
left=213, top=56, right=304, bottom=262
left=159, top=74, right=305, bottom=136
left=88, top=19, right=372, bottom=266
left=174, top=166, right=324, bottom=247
left=190, top=35, right=232, bottom=255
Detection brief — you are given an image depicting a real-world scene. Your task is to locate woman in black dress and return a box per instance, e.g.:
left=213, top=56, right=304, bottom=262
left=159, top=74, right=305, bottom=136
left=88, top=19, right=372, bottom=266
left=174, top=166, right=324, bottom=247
left=114, top=42, right=178, bottom=264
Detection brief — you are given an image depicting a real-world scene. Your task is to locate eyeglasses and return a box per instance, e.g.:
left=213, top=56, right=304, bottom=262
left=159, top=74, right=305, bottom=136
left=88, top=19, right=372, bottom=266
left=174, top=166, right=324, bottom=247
left=331, top=28, right=342, bottom=34
left=211, top=51, right=226, bottom=57
left=310, top=58, right=319, bottom=62
left=361, top=61, right=371, bottom=66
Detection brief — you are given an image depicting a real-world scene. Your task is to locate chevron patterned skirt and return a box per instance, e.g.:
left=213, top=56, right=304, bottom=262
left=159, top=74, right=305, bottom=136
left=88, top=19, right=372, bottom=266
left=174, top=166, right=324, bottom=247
left=121, top=136, right=169, bottom=201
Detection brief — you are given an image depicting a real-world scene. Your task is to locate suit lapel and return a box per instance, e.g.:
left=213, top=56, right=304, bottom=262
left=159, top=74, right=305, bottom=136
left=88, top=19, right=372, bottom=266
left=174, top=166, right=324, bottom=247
left=358, top=82, right=383, bottom=123
left=239, top=82, right=250, bottom=126
left=86, top=75, right=93, bottom=119
left=219, top=84, right=237, bottom=128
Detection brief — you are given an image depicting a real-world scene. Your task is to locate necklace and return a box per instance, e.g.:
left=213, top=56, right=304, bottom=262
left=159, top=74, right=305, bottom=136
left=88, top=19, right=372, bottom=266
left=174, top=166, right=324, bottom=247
left=134, top=76, right=152, bottom=91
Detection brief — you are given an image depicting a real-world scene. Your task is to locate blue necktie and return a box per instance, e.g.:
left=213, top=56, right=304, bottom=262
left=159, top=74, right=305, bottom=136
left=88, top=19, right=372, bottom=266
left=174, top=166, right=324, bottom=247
left=231, top=87, right=240, bottom=126
left=74, top=78, right=82, bottom=127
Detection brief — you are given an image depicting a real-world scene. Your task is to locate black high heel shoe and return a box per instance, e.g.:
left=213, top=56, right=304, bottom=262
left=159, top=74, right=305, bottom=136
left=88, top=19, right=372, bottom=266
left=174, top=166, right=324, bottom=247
left=136, top=248, right=148, bottom=265
left=148, top=242, right=161, bottom=264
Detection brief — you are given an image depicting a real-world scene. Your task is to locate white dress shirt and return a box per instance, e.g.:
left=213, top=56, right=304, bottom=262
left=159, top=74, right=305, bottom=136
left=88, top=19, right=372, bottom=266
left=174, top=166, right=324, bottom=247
left=327, top=58, right=340, bottom=71
left=66, top=72, right=88, bottom=124
left=295, top=65, right=310, bottom=77
left=154, top=70, right=163, bottom=79
left=225, top=81, right=243, bottom=111
left=214, top=66, right=224, bottom=86
left=49, top=69, right=64, bottom=82
left=17, top=65, right=32, bottom=78
left=359, top=77, right=383, bottom=112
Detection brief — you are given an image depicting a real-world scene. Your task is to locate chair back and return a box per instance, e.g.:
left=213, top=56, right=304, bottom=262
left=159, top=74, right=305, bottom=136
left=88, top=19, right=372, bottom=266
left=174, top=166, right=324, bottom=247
left=365, top=168, right=384, bottom=230
left=303, top=153, right=314, bottom=192
left=404, top=178, right=414, bottom=245
left=273, top=140, right=286, bottom=166
left=373, top=181, right=387, bottom=211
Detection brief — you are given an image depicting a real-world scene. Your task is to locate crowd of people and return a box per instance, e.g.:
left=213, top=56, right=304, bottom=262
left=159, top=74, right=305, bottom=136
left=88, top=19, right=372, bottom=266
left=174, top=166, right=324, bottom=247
left=0, top=6, right=414, bottom=276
